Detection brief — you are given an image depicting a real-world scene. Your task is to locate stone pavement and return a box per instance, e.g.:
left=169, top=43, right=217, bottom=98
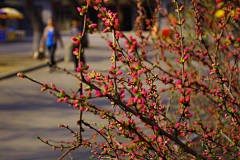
left=0, top=35, right=67, bottom=79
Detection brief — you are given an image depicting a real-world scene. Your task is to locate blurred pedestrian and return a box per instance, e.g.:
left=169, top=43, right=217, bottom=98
left=70, top=19, right=88, bottom=70
left=152, top=21, right=160, bottom=40
left=40, top=18, right=64, bottom=72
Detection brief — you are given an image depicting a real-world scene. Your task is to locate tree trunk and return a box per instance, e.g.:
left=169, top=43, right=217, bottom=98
left=23, top=0, right=44, bottom=57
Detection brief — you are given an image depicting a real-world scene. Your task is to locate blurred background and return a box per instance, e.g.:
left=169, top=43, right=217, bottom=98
left=0, top=0, right=176, bottom=32
left=0, top=0, right=176, bottom=43
left=0, top=0, right=180, bottom=76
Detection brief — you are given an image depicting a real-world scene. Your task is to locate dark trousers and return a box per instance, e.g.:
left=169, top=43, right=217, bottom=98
left=47, top=45, right=57, bottom=67
left=72, top=44, right=85, bottom=69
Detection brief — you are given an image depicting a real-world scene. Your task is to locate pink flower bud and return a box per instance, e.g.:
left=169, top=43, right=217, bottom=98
left=95, top=0, right=100, bottom=4
left=179, top=89, right=183, bottom=94
left=103, top=29, right=108, bottom=33
left=117, top=71, right=122, bottom=75
left=153, top=126, right=159, bottom=131
left=142, top=55, right=147, bottom=60
left=74, top=100, right=79, bottom=104
left=97, top=13, right=102, bottom=18
left=180, top=5, right=184, bottom=10
left=64, top=97, right=68, bottom=102
left=186, top=96, right=190, bottom=102
left=152, top=136, right=156, bottom=141
left=181, top=18, right=185, bottom=23
left=129, top=66, right=134, bottom=70
left=183, top=55, right=188, bottom=61
left=92, top=23, right=97, bottom=28
left=108, top=42, right=112, bottom=47
left=176, top=123, right=181, bottom=128
left=76, top=40, right=80, bottom=44
left=142, top=91, right=147, bottom=95
left=57, top=98, right=62, bottom=103
left=133, top=97, right=138, bottom=103
left=175, top=34, right=179, bottom=38
left=186, top=90, right=191, bottom=95
left=71, top=37, right=77, bottom=41
left=79, top=62, right=83, bottom=67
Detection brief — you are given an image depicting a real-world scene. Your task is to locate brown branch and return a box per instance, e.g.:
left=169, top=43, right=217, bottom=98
left=77, top=4, right=88, bottom=145
left=81, top=76, right=205, bottom=159
left=112, top=29, right=118, bottom=98
left=58, top=147, right=75, bottom=160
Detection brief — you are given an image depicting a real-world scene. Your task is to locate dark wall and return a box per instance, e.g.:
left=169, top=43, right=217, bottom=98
left=121, top=7, right=132, bottom=31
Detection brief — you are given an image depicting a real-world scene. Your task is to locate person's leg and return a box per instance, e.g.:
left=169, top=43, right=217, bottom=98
left=47, top=46, right=52, bottom=67
left=50, top=45, right=57, bottom=66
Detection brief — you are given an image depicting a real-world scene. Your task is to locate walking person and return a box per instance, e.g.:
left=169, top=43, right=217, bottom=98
left=40, top=18, right=64, bottom=72
left=70, top=19, right=88, bottom=70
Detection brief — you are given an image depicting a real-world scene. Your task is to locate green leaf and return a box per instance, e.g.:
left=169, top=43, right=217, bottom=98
left=58, top=92, right=63, bottom=97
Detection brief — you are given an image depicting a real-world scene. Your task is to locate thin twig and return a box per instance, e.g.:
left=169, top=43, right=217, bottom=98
left=221, top=132, right=240, bottom=150
left=58, top=147, right=75, bottom=160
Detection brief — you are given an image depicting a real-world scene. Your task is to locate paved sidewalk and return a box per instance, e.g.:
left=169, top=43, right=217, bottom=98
left=0, top=35, right=69, bottom=79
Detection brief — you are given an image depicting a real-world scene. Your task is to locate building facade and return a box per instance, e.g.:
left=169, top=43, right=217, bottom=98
left=0, top=0, right=180, bottom=35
